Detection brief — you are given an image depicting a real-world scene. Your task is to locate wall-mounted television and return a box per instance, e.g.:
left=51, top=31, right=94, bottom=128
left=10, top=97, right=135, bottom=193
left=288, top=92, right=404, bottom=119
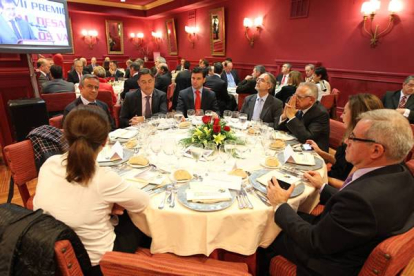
left=0, top=0, right=73, bottom=53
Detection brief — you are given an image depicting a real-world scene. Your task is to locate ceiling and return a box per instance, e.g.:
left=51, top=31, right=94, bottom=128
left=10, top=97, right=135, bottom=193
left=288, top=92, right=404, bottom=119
left=67, top=0, right=174, bottom=11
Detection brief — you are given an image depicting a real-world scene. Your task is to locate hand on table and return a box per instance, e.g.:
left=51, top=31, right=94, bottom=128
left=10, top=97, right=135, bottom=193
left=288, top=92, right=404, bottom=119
left=267, top=177, right=295, bottom=207
left=303, top=171, right=324, bottom=190
left=130, top=116, right=145, bottom=125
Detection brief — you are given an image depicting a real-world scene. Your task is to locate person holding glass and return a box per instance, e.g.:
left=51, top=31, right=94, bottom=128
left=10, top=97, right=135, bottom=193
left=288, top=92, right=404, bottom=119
left=33, top=106, right=150, bottom=275
left=119, top=68, right=168, bottom=128
left=240, top=72, right=283, bottom=129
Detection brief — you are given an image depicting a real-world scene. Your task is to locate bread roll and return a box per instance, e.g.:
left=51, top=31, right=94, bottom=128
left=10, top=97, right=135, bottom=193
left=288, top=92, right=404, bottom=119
left=129, top=155, right=149, bottom=166
left=265, top=157, right=279, bottom=168
left=228, top=169, right=248, bottom=179
left=179, top=121, right=191, bottom=128
left=174, top=169, right=192, bottom=181
left=270, top=139, right=285, bottom=149
left=125, top=139, right=138, bottom=149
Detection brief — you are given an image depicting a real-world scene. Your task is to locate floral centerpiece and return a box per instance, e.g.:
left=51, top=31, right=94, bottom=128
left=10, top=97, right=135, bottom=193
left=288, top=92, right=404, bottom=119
left=181, top=116, right=238, bottom=146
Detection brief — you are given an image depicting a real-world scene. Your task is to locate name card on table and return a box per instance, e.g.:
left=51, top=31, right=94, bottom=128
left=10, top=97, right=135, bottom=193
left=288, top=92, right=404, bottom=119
left=97, top=141, right=123, bottom=162
left=256, top=170, right=300, bottom=186
left=187, top=184, right=232, bottom=203
left=283, top=145, right=315, bottom=166
left=202, top=173, right=242, bottom=191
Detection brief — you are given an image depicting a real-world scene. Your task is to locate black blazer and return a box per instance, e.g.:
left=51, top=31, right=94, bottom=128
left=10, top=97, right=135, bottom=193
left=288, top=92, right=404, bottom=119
left=240, top=94, right=283, bottom=129
left=382, top=90, right=414, bottom=123
left=86, top=64, right=97, bottom=74
left=62, top=97, right=116, bottom=130
left=121, top=74, right=139, bottom=100
left=176, top=87, right=220, bottom=117
left=173, top=70, right=192, bottom=109
left=277, top=102, right=330, bottom=152
left=105, top=70, right=124, bottom=81
left=66, top=70, right=89, bottom=84
left=275, top=85, right=297, bottom=106
left=236, top=78, right=257, bottom=94
left=119, top=89, right=167, bottom=128
left=221, top=70, right=240, bottom=86
left=275, top=164, right=414, bottom=276
left=205, top=75, right=229, bottom=102
left=155, top=73, right=172, bottom=93
left=124, top=68, right=130, bottom=79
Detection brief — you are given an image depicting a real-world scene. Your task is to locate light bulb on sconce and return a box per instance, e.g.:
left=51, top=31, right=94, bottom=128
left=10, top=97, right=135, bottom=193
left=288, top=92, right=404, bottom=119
left=81, top=29, right=98, bottom=49
left=185, top=26, right=199, bottom=48
left=243, top=16, right=263, bottom=47
left=130, top=32, right=144, bottom=49
left=151, top=31, right=162, bottom=49
left=360, top=0, right=403, bottom=47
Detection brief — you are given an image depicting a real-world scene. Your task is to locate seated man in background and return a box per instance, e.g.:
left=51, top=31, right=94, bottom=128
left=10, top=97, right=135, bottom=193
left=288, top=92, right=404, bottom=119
left=36, top=58, right=51, bottom=90
left=93, top=66, right=117, bottom=105
left=176, top=67, right=220, bottom=117
left=304, top=63, right=315, bottom=82
left=264, top=109, right=414, bottom=276
left=382, top=75, right=414, bottom=123
left=121, top=62, right=140, bottom=100
left=63, top=74, right=115, bottom=130
left=120, top=68, right=167, bottom=128
left=236, top=65, right=266, bottom=95
left=67, top=59, right=89, bottom=84
left=277, top=82, right=330, bottom=152
left=106, top=61, right=124, bottom=80
left=205, top=62, right=231, bottom=114
left=172, top=60, right=191, bottom=110
left=42, top=65, right=75, bottom=94
left=240, top=72, right=283, bottom=128
left=221, top=61, right=239, bottom=88
left=155, top=63, right=172, bottom=93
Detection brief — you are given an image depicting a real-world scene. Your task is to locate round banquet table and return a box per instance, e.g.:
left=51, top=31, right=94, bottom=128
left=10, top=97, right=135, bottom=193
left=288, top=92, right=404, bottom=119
left=119, top=127, right=326, bottom=257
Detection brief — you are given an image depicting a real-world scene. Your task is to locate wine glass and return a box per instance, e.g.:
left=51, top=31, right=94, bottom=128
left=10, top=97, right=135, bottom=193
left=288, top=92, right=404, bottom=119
left=236, top=138, right=248, bottom=159
left=187, top=109, right=196, bottom=121
left=190, top=143, right=204, bottom=176
left=239, top=113, right=248, bottom=125
left=173, top=142, right=185, bottom=169
left=204, top=142, right=218, bottom=175
left=150, top=139, right=162, bottom=157
left=231, top=111, right=240, bottom=124
left=162, top=139, right=175, bottom=166
left=195, top=109, right=204, bottom=125
left=223, top=110, right=232, bottom=122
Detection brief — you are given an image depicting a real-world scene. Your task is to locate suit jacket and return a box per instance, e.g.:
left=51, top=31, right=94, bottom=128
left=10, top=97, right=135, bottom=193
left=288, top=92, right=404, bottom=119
left=41, top=79, right=75, bottom=94
left=173, top=70, right=192, bottom=109
left=105, top=70, right=124, bottom=81
left=176, top=87, right=220, bottom=117
left=119, top=89, right=168, bottom=128
left=277, top=102, right=330, bottom=152
left=86, top=64, right=97, bottom=74
left=0, top=16, right=36, bottom=44
left=121, top=74, right=140, bottom=99
left=66, top=70, right=89, bottom=84
left=382, top=90, right=414, bottom=123
left=275, top=85, right=296, bottom=106
left=62, top=97, right=115, bottom=130
left=240, top=94, right=283, bottom=129
left=221, top=70, right=240, bottom=86
left=275, top=164, right=414, bottom=276
left=124, top=68, right=130, bottom=79
left=236, top=78, right=257, bottom=94
left=205, top=75, right=229, bottom=102
left=155, top=73, right=172, bottom=93
left=38, top=72, right=50, bottom=89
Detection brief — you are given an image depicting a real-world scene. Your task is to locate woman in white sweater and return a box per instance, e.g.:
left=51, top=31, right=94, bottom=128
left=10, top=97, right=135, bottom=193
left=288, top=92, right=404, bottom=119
left=33, top=105, right=149, bottom=275
left=313, top=66, right=331, bottom=101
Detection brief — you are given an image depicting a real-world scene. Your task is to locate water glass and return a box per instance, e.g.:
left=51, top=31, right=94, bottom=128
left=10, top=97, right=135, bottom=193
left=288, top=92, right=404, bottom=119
left=239, top=113, right=248, bottom=125
left=204, top=142, right=218, bottom=174
left=150, top=139, right=162, bottom=157
left=231, top=111, right=240, bottom=124
left=223, top=110, right=232, bottom=121
left=174, top=111, right=184, bottom=126
left=187, top=109, right=196, bottom=121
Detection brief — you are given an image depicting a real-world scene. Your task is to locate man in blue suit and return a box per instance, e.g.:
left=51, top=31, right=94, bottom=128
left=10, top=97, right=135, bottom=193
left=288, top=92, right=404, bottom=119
left=0, top=0, right=36, bottom=44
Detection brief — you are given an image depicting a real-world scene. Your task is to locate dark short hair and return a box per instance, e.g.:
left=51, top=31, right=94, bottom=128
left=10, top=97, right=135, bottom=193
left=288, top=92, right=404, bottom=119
left=213, top=62, right=223, bottom=74
left=159, top=64, right=169, bottom=73
left=50, top=65, right=63, bottom=79
left=225, top=57, right=233, bottom=62
left=315, top=66, right=329, bottom=81
left=137, top=68, right=154, bottom=80
left=130, top=62, right=141, bottom=71
left=200, top=59, right=209, bottom=67
left=254, top=65, right=266, bottom=75
left=192, top=67, right=207, bottom=78
left=184, top=61, right=191, bottom=70
left=109, top=61, right=118, bottom=67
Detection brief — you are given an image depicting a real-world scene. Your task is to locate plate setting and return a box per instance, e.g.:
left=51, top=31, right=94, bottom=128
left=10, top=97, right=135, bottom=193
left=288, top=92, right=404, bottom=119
left=98, top=149, right=134, bottom=167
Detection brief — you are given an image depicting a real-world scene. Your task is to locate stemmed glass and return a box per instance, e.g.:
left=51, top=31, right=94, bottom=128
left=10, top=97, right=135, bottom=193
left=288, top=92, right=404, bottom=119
left=163, top=139, right=175, bottom=165
left=223, top=110, right=232, bottom=122
left=239, top=113, right=248, bottom=125
left=190, top=143, right=204, bottom=177
left=187, top=109, right=196, bottom=122
left=231, top=111, right=240, bottom=124
left=195, top=109, right=204, bottom=125
left=204, top=142, right=218, bottom=175
left=236, top=137, right=248, bottom=159
left=174, top=111, right=184, bottom=128
left=173, top=142, right=185, bottom=169
left=150, top=139, right=162, bottom=157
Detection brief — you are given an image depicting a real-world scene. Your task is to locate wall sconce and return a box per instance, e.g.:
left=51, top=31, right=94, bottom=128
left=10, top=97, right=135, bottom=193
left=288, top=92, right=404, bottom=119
left=81, top=29, right=98, bottom=49
left=151, top=31, right=162, bottom=49
left=243, top=17, right=263, bottom=47
left=361, top=0, right=403, bottom=47
left=184, top=26, right=199, bottom=48
left=130, top=32, right=144, bottom=49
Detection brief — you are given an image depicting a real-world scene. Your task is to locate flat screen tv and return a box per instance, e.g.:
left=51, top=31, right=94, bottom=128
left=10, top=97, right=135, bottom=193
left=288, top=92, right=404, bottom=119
left=0, top=0, right=73, bottom=53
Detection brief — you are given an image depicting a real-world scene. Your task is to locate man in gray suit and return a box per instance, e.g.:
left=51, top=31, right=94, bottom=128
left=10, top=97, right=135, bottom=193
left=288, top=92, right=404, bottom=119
left=240, top=72, right=283, bottom=129
left=120, top=68, right=167, bottom=128
left=42, top=65, right=75, bottom=94
left=382, top=75, right=414, bottom=123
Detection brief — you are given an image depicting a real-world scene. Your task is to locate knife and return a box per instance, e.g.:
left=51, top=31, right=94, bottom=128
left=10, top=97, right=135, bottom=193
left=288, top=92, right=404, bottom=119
left=147, top=185, right=169, bottom=196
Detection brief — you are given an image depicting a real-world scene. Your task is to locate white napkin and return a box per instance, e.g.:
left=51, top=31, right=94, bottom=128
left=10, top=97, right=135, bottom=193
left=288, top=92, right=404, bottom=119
left=109, top=129, right=138, bottom=139
left=97, top=142, right=123, bottom=162
left=256, top=170, right=301, bottom=186
left=186, top=185, right=232, bottom=203
left=202, top=173, right=242, bottom=191
left=124, top=168, right=165, bottom=185
left=283, top=145, right=315, bottom=166
left=273, top=132, right=296, bottom=141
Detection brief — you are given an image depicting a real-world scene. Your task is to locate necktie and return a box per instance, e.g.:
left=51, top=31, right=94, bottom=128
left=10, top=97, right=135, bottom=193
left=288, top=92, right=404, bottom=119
left=145, top=96, right=151, bottom=118
left=339, top=173, right=354, bottom=191
left=195, top=90, right=201, bottom=110
left=10, top=20, right=22, bottom=40
left=296, top=110, right=303, bottom=120
left=78, top=73, right=83, bottom=82
left=398, top=95, right=408, bottom=108
left=281, top=75, right=286, bottom=85
left=252, top=98, right=264, bottom=121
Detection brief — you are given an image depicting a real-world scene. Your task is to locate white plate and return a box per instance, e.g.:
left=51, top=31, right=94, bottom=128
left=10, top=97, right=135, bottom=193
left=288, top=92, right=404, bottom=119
left=169, top=171, right=194, bottom=183
left=127, top=162, right=150, bottom=168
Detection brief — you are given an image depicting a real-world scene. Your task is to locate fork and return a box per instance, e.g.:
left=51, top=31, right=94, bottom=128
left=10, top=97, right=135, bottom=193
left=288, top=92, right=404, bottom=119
left=158, top=185, right=172, bottom=209
left=169, top=183, right=178, bottom=208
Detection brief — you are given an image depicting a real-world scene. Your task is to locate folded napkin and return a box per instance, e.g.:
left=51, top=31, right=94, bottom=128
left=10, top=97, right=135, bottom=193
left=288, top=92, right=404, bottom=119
left=97, top=142, right=123, bottom=162
left=202, top=173, right=242, bottom=191
left=109, top=129, right=138, bottom=139
left=125, top=168, right=165, bottom=185
left=273, top=131, right=296, bottom=141
left=186, top=185, right=232, bottom=203
left=256, top=170, right=301, bottom=186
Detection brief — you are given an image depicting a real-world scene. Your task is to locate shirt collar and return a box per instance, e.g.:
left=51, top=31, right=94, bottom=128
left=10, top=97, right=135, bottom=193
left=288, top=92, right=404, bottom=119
left=401, top=90, right=410, bottom=98
left=192, top=87, right=203, bottom=93
left=351, top=166, right=385, bottom=183
left=80, top=95, right=96, bottom=105
left=257, top=93, right=269, bottom=102
left=141, top=91, right=153, bottom=98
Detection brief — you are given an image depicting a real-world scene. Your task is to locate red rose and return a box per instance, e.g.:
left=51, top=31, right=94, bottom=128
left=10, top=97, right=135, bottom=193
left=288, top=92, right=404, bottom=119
left=224, top=126, right=231, bottom=131
left=202, top=115, right=212, bottom=124
left=213, top=118, right=220, bottom=125
left=213, top=124, right=221, bottom=133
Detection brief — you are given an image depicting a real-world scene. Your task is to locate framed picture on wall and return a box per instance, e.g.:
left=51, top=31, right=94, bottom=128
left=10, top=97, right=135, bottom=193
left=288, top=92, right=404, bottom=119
left=105, top=20, right=124, bottom=55
left=165, top=18, right=178, bottom=56
left=67, top=18, right=74, bottom=54
left=210, top=7, right=225, bottom=56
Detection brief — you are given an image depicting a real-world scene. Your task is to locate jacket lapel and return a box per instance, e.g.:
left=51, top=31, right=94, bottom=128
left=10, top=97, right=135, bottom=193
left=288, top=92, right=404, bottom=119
left=405, top=94, right=414, bottom=109
left=135, top=91, right=142, bottom=116
left=248, top=95, right=257, bottom=119
left=151, top=90, right=158, bottom=113
left=260, top=95, right=272, bottom=119
left=188, top=88, right=195, bottom=110
left=392, top=91, right=401, bottom=108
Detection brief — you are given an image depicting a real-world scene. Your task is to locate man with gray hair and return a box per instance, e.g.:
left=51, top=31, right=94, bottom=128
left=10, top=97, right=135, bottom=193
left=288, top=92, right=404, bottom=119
left=264, top=109, right=414, bottom=276
left=382, top=75, right=414, bottom=123
left=304, top=63, right=315, bottom=82
left=277, top=82, right=330, bottom=151
left=151, top=56, right=166, bottom=76
left=236, top=65, right=266, bottom=95
left=67, top=59, right=88, bottom=84
left=276, top=63, right=292, bottom=87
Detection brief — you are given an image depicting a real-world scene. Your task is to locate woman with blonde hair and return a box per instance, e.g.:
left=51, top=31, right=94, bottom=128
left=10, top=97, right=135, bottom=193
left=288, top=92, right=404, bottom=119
left=307, top=93, right=384, bottom=188
left=93, top=66, right=117, bottom=105
left=34, top=106, right=149, bottom=275
left=275, top=70, right=303, bottom=106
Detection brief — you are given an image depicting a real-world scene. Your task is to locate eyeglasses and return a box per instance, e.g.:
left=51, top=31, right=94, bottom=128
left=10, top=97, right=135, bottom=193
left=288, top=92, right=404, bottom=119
left=347, top=132, right=377, bottom=144
left=295, top=94, right=311, bottom=100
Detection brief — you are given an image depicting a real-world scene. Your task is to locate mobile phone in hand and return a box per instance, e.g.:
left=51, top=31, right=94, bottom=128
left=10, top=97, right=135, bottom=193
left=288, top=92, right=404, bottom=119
left=270, top=178, right=291, bottom=190
left=302, top=144, right=313, bottom=151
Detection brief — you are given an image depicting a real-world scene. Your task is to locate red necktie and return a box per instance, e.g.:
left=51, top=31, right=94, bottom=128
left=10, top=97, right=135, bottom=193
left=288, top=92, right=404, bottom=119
left=195, top=90, right=201, bottom=110
left=399, top=95, right=407, bottom=108
left=281, top=75, right=286, bottom=85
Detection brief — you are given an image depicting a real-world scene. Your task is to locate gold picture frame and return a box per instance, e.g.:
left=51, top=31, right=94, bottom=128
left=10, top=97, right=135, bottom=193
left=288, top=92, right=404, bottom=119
left=105, top=20, right=124, bottom=55
left=165, top=18, right=178, bottom=56
left=67, top=18, right=74, bottom=54
left=210, top=7, right=225, bottom=56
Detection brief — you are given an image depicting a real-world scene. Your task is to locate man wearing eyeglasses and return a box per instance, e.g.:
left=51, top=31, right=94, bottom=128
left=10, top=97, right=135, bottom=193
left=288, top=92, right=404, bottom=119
left=63, top=75, right=115, bottom=130
left=277, top=82, right=330, bottom=151
left=240, top=72, right=283, bottom=128
left=382, top=75, right=414, bottom=123
left=264, top=109, right=414, bottom=276
left=120, top=68, right=167, bottom=128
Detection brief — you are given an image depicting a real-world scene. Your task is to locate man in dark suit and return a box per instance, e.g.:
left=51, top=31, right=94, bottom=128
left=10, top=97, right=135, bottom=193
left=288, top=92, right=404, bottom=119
left=221, top=61, right=239, bottom=88
left=275, top=63, right=292, bottom=87
left=67, top=59, right=89, bottom=84
left=37, top=58, right=51, bottom=90
left=106, top=61, right=124, bottom=80
left=176, top=67, right=220, bottom=117
left=121, top=62, right=140, bottom=100
left=155, top=63, right=172, bottom=93
left=264, top=109, right=414, bottom=276
left=42, top=65, right=75, bottom=94
left=205, top=62, right=233, bottom=114
left=86, top=57, right=98, bottom=74
left=172, top=61, right=191, bottom=110
left=124, top=59, right=133, bottom=78
left=175, top=58, right=186, bottom=72
left=63, top=75, right=115, bottom=130
left=240, top=72, right=283, bottom=129
left=236, top=65, right=266, bottom=95
left=382, top=75, right=414, bottom=123
left=277, top=82, right=330, bottom=152
left=119, top=68, right=167, bottom=128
